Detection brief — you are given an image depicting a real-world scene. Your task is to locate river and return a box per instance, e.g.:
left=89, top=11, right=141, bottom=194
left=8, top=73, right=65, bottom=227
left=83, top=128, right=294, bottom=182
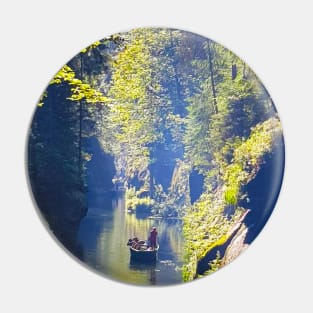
left=76, top=192, right=184, bottom=286
left=74, top=135, right=284, bottom=285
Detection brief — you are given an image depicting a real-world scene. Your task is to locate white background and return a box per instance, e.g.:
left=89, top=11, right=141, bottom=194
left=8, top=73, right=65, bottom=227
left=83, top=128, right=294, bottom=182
left=0, top=0, right=312, bottom=312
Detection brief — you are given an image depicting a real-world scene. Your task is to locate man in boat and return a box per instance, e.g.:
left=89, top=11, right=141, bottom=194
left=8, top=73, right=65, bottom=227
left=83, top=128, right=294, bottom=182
left=148, top=227, right=158, bottom=250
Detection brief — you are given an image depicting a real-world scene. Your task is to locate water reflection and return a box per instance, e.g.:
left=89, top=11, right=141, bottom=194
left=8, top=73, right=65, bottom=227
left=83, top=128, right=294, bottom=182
left=129, top=260, right=157, bottom=285
left=76, top=193, right=184, bottom=285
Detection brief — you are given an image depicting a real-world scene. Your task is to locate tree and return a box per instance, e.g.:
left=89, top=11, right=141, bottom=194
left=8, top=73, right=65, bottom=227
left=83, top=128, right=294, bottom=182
left=28, top=38, right=114, bottom=250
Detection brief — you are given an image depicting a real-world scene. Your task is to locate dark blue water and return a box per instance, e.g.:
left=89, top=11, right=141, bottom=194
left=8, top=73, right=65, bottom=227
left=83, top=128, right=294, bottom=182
left=76, top=193, right=184, bottom=286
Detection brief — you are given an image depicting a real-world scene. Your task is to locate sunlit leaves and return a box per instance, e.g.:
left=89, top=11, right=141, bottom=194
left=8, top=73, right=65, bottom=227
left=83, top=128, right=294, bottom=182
left=125, top=186, right=155, bottom=210
left=37, top=91, right=47, bottom=107
left=80, top=41, right=101, bottom=54
left=182, top=117, right=282, bottom=281
left=50, top=65, right=110, bottom=104
left=34, top=28, right=283, bottom=282
left=104, top=28, right=183, bottom=184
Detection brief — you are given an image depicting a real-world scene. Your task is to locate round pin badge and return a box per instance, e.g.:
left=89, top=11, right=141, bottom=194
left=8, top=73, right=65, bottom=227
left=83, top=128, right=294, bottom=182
left=27, top=27, right=284, bottom=286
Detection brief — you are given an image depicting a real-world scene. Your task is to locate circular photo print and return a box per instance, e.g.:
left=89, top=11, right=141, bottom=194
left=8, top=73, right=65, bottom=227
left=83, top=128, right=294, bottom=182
left=27, top=28, right=284, bottom=286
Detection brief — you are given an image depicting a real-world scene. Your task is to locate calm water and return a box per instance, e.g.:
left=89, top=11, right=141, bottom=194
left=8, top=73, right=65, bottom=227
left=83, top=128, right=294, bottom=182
left=76, top=193, right=184, bottom=286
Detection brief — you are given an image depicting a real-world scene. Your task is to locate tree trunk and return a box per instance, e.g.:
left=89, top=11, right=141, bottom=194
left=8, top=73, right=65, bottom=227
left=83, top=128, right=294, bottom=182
left=207, top=41, right=218, bottom=114
left=170, top=33, right=184, bottom=115
left=78, top=54, right=83, bottom=176
left=232, top=64, right=237, bottom=80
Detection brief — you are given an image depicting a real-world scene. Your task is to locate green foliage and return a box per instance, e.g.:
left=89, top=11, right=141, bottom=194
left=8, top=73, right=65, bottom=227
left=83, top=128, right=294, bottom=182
left=125, top=186, right=154, bottom=210
left=182, top=189, right=242, bottom=281
left=224, top=187, right=239, bottom=205
left=184, top=40, right=271, bottom=176
left=50, top=65, right=110, bottom=104
left=30, top=28, right=284, bottom=281
left=97, top=28, right=186, bottom=201
left=180, top=40, right=282, bottom=281
left=103, top=29, right=160, bottom=182
left=38, top=91, right=47, bottom=107
left=182, top=118, right=282, bottom=281
left=222, top=117, right=281, bottom=205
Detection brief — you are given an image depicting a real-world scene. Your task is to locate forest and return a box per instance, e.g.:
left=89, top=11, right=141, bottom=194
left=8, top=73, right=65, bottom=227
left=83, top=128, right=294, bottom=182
left=28, top=28, right=284, bottom=282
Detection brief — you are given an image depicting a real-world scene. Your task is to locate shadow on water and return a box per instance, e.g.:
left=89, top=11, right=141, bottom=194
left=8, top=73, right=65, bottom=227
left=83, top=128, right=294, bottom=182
left=129, top=260, right=157, bottom=285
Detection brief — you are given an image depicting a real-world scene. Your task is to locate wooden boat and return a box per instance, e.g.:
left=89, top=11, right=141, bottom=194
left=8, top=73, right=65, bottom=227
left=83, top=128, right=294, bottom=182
left=127, top=239, right=159, bottom=262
